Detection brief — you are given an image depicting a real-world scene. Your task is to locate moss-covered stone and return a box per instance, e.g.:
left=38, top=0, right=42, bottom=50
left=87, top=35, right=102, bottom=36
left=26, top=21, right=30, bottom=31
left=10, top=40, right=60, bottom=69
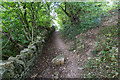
left=1, top=28, right=54, bottom=79
left=28, top=44, right=36, bottom=53
left=0, top=61, right=15, bottom=78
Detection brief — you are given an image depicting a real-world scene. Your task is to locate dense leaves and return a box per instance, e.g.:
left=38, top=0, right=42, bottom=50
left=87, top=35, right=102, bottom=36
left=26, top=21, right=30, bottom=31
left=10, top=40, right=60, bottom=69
left=1, top=2, right=53, bottom=60
left=54, top=1, right=118, bottom=78
left=54, top=2, right=117, bottom=39
left=0, top=1, right=119, bottom=78
left=85, top=25, right=118, bottom=78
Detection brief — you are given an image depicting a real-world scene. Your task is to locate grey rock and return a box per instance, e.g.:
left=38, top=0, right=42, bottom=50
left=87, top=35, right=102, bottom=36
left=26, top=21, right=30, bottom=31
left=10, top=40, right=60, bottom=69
left=28, top=44, right=36, bottom=52
left=0, top=61, right=15, bottom=78
left=52, top=54, right=65, bottom=66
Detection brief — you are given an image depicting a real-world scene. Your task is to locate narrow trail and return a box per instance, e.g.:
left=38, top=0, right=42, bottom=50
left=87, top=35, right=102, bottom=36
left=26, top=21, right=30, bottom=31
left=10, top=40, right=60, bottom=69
left=29, top=31, right=90, bottom=78
left=29, top=14, right=118, bottom=78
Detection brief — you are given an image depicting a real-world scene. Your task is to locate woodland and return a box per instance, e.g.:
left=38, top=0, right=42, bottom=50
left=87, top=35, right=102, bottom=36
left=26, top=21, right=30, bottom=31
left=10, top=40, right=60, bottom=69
left=0, top=1, right=119, bottom=78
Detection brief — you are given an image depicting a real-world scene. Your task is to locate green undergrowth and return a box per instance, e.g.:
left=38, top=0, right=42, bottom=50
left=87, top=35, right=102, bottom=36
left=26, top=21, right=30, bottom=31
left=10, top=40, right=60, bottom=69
left=61, top=21, right=100, bottom=41
left=69, top=35, right=87, bottom=54
left=1, top=2, right=54, bottom=60
left=67, top=24, right=119, bottom=78
left=84, top=25, right=119, bottom=78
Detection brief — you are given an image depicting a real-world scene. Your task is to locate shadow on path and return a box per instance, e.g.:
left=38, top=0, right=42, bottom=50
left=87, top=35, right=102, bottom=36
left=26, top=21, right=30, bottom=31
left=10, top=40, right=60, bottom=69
left=29, top=31, right=89, bottom=78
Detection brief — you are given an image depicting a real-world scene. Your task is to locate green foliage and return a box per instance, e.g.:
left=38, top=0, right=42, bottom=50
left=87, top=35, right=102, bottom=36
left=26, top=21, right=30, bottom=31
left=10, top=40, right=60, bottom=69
left=1, top=2, right=53, bottom=60
left=69, top=43, right=76, bottom=51
left=55, top=2, right=117, bottom=40
left=55, top=2, right=118, bottom=78
left=85, top=47, right=118, bottom=78
left=56, top=2, right=118, bottom=78
left=98, top=25, right=118, bottom=37
left=85, top=25, right=119, bottom=78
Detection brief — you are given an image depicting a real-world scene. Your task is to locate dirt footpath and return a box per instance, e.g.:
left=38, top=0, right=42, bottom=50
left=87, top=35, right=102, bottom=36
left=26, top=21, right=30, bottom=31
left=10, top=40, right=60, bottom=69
left=29, top=31, right=90, bottom=78
left=29, top=14, right=118, bottom=78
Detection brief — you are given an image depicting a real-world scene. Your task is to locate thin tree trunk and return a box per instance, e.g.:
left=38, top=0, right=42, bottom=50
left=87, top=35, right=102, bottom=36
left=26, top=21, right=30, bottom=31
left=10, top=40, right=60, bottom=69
left=2, top=22, right=24, bottom=49
left=18, top=3, right=31, bottom=40
left=1, top=31, right=24, bottom=49
left=16, top=13, right=30, bottom=41
left=31, top=2, right=35, bottom=42
left=23, top=3, right=31, bottom=40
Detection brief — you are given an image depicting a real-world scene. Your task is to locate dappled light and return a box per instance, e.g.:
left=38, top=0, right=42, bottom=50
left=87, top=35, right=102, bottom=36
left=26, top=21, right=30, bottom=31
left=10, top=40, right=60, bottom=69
left=0, top=1, right=119, bottom=79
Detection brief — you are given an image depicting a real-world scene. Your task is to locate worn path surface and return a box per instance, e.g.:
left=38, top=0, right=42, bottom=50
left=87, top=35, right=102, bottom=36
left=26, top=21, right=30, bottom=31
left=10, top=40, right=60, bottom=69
left=29, top=14, right=118, bottom=78
left=29, top=31, right=90, bottom=78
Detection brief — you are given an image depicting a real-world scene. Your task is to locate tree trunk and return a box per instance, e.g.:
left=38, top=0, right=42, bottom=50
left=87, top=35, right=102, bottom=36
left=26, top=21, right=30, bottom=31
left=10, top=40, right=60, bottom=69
left=23, top=3, right=31, bottom=40
left=16, top=12, right=30, bottom=41
left=31, top=2, right=35, bottom=42
left=2, top=31, right=24, bottom=49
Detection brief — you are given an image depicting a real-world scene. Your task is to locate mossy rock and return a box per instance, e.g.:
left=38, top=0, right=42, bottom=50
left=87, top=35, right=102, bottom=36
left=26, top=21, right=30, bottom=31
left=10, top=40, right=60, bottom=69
left=8, top=57, right=25, bottom=75
left=52, top=54, right=65, bottom=66
left=0, top=61, right=15, bottom=78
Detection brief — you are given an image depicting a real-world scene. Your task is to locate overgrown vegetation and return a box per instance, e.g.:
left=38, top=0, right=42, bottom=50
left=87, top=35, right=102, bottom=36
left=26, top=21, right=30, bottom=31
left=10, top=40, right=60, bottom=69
left=55, top=2, right=117, bottom=39
left=1, top=2, right=54, bottom=60
left=54, top=1, right=119, bottom=78
left=1, top=1, right=119, bottom=78
left=85, top=25, right=119, bottom=78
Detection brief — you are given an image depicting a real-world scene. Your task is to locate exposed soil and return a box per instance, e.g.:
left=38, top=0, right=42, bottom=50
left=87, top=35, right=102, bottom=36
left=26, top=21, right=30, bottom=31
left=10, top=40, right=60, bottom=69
left=29, top=14, right=118, bottom=78
left=29, top=31, right=89, bottom=78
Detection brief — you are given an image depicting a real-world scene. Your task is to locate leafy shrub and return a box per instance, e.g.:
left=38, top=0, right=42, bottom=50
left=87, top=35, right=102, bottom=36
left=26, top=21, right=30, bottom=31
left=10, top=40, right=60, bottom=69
left=1, top=2, right=53, bottom=60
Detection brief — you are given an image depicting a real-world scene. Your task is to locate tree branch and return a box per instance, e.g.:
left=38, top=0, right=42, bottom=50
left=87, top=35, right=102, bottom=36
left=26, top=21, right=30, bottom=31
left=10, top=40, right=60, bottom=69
left=2, top=22, right=24, bottom=49
left=2, top=32, right=24, bottom=49
left=57, top=4, right=71, bottom=18
left=31, top=2, right=34, bottom=42
left=16, top=8, right=30, bottom=41
left=18, top=3, right=31, bottom=40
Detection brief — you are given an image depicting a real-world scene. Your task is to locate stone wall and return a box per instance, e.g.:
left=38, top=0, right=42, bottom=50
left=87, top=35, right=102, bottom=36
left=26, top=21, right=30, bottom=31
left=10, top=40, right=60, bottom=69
left=0, top=28, right=54, bottom=79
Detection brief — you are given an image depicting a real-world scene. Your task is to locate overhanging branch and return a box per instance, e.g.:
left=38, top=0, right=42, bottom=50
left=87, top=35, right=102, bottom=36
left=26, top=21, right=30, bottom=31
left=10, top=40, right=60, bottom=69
left=57, top=4, right=71, bottom=18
